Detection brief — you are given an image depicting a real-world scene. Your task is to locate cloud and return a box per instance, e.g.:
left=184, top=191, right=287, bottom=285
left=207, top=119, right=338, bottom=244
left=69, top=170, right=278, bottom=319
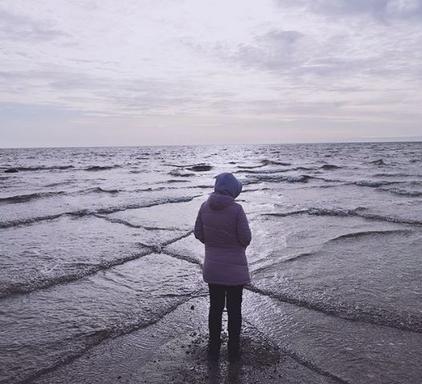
left=187, top=29, right=316, bottom=75
left=0, top=69, right=234, bottom=117
left=234, top=30, right=309, bottom=70
left=0, top=7, right=67, bottom=41
left=205, top=28, right=392, bottom=80
left=0, top=0, right=421, bottom=146
left=276, top=0, right=422, bottom=21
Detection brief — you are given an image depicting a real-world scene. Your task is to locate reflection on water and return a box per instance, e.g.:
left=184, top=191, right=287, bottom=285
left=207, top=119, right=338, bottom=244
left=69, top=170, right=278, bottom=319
left=207, top=359, right=242, bottom=384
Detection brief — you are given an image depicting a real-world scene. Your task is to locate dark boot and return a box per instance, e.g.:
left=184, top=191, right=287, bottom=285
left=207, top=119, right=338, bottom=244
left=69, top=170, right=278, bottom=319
left=208, top=338, right=221, bottom=361
left=228, top=339, right=240, bottom=362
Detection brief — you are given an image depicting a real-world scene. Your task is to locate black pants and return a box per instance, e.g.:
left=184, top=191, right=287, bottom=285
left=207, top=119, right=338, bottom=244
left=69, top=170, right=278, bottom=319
left=208, top=284, right=243, bottom=347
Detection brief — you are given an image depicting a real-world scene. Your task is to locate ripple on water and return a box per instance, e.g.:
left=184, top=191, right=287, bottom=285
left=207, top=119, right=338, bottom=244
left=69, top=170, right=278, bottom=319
left=251, top=230, right=422, bottom=333
left=243, top=290, right=422, bottom=384
left=104, top=197, right=204, bottom=231
left=0, top=215, right=188, bottom=297
left=0, top=253, right=204, bottom=384
left=248, top=213, right=410, bottom=270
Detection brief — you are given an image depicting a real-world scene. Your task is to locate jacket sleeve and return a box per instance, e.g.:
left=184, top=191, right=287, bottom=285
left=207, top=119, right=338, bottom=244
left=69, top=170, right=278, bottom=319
left=237, top=205, right=251, bottom=247
left=194, top=206, right=205, bottom=244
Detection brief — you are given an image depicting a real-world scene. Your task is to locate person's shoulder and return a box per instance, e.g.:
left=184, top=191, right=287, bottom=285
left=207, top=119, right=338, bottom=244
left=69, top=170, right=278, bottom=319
left=199, top=199, right=209, bottom=210
left=232, top=201, right=244, bottom=212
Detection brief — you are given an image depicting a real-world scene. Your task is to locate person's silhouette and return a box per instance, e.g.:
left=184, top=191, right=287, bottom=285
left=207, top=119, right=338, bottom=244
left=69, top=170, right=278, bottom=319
left=194, top=173, right=252, bottom=362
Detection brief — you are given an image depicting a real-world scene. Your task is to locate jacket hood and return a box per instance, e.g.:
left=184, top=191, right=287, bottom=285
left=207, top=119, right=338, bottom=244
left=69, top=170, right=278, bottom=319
left=214, top=173, right=242, bottom=198
left=207, top=192, right=235, bottom=210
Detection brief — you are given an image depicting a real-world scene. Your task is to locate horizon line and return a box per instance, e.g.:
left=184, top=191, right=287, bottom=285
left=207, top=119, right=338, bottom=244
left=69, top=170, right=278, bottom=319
left=1, top=136, right=422, bottom=150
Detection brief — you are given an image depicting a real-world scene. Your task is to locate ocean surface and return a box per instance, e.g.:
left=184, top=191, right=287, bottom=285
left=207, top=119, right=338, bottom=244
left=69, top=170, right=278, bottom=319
left=0, top=142, right=421, bottom=384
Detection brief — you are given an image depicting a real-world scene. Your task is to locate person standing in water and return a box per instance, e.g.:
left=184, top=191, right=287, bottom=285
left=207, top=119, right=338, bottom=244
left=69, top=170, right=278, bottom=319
left=194, top=172, right=252, bottom=362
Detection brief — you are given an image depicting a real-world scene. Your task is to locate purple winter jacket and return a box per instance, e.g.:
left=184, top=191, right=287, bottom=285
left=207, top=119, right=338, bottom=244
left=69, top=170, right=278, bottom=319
left=194, top=186, right=252, bottom=286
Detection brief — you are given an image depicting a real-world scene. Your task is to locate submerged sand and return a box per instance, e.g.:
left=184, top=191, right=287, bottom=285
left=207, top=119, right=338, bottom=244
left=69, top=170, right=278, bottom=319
left=32, top=297, right=339, bottom=384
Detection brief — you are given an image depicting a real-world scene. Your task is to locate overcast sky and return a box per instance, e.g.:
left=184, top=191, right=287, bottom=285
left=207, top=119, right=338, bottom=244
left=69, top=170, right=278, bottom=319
left=1, top=0, right=422, bottom=147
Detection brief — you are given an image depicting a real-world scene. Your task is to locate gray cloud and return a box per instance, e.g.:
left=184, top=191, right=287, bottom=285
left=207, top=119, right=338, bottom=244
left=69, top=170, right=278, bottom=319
left=207, top=30, right=387, bottom=78
left=235, top=30, right=308, bottom=70
left=0, top=69, right=235, bottom=116
left=276, top=0, right=422, bottom=21
left=192, top=29, right=317, bottom=75
left=0, top=7, right=67, bottom=41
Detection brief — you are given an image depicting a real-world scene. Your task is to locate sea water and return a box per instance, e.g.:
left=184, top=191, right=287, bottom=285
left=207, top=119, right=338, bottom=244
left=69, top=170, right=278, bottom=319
left=0, top=142, right=421, bottom=383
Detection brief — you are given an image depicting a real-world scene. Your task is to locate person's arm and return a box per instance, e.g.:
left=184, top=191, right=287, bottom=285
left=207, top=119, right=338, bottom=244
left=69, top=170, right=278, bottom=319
left=237, top=205, right=251, bottom=247
left=194, top=207, right=205, bottom=244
